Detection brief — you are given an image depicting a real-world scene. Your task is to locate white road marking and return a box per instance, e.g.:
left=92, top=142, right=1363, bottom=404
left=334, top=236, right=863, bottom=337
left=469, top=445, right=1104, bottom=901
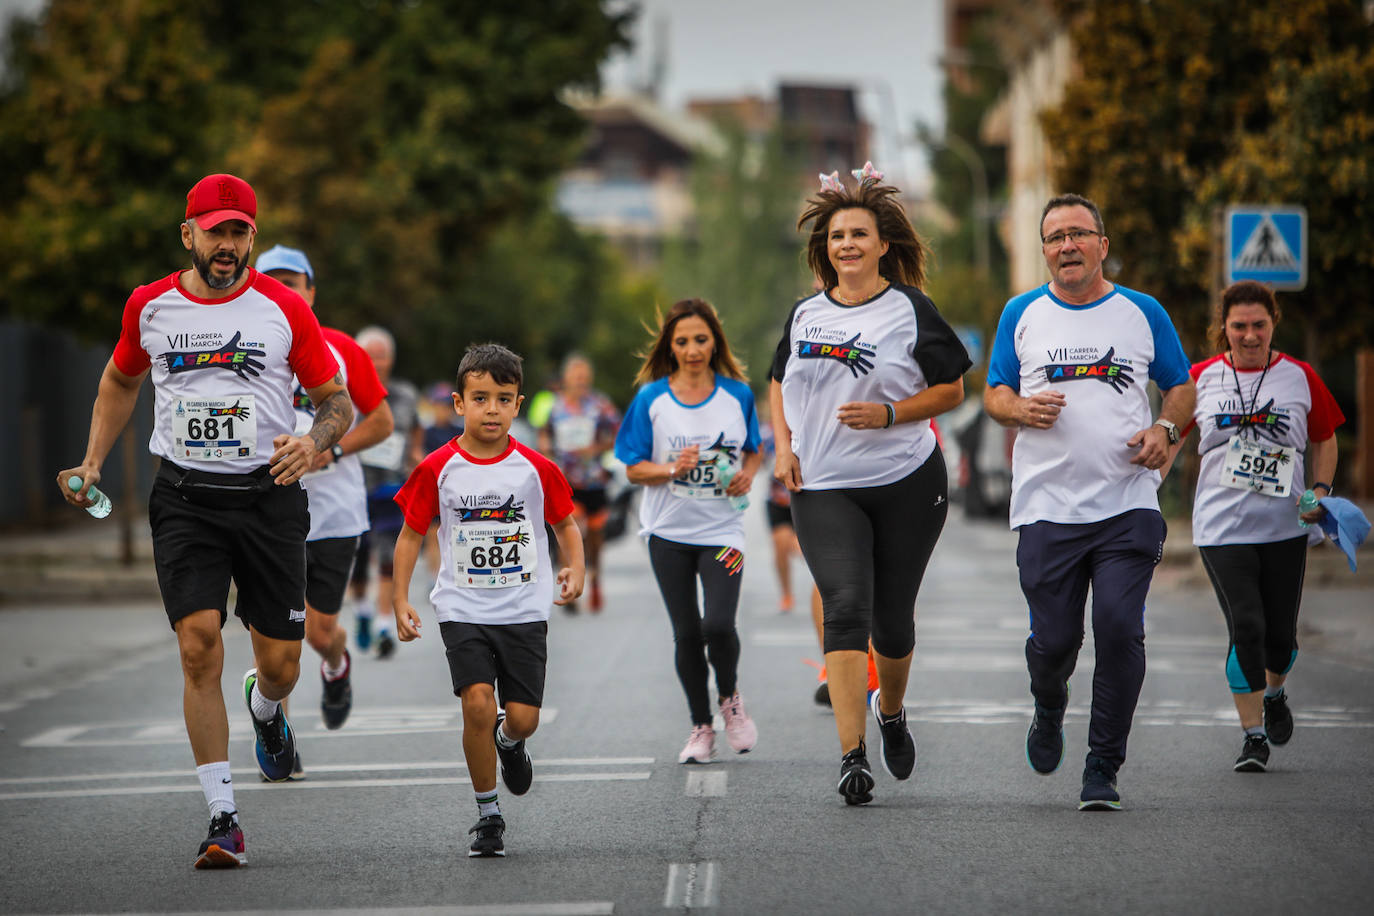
left=0, top=771, right=652, bottom=802
left=0, top=757, right=656, bottom=786
left=663, top=862, right=719, bottom=909
left=120, top=906, right=615, bottom=916
left=684, top=770, right=727, bottom=797
left=20, top=706, right=559, bottom=748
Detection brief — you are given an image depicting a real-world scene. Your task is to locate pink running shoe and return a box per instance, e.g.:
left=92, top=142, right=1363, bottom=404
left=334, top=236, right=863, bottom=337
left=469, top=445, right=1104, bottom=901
left=678, top=724, right=716, bottom=764
left=719, top=692, right=758, bottom=754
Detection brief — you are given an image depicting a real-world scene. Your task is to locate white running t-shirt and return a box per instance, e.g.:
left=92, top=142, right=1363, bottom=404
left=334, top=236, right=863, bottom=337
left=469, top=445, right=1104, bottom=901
left=113, top=269, right=338, bottom=474
left=615, top=375, right=760, bottom=551
left=293, top=327, right=389, bottom=541
left=1187, top=352, right=1344, bottom=546
left=770, top=283, right=970, bottom=491
left=985, top=283, right=1192, bottom=529
left=394, top=437, right=574, bottom=625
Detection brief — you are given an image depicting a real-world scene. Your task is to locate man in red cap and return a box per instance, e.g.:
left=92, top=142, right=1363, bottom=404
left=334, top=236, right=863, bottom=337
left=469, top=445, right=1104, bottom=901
left=56, top=173, right=353, bottom=869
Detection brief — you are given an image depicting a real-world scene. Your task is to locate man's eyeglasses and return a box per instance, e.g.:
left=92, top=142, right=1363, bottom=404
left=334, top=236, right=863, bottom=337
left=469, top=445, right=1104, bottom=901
left=1042, top=228, right=1100, bottom=248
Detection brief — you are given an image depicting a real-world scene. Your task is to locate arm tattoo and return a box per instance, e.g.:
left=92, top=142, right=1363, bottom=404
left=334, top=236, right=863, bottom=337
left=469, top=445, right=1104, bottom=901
left=308, top=386, right=353, bottom=452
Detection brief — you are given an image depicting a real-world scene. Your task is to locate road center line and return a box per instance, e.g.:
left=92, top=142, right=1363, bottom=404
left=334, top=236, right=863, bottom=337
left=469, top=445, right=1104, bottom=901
left=663, top=862, right=719, bottom=909
left=684, top=770, right=727, bottom=797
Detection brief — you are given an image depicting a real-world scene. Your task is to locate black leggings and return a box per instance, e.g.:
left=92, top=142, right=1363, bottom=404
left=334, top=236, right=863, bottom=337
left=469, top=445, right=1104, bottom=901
left=790, top=450, right=948, bottom=657
left=1198, top=536, right=1306, bottom=693
left=647, top=536, right=745, bottom=726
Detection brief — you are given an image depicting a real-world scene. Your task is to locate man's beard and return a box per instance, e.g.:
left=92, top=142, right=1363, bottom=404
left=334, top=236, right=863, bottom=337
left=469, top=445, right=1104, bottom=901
left=192, top=246, right=249, bottom=290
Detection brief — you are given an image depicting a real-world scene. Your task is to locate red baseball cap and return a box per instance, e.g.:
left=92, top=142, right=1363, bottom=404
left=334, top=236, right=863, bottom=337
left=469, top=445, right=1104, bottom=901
left=185, top=173, right=257, bottom=230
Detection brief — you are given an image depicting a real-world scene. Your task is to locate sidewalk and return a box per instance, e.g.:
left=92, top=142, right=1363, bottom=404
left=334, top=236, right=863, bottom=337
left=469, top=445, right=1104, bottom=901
left=0, top=513, right=158, bottom=604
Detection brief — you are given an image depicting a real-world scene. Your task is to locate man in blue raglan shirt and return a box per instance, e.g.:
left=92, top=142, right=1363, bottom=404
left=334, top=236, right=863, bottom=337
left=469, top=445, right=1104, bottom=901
left=984, top=193, right=1196, bottom=811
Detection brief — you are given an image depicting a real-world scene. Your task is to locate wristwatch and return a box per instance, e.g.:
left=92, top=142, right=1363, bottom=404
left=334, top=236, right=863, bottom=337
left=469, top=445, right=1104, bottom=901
left=1154, top=418, right=1180, bottom=445
left=330, top=444, right=345, bottom=462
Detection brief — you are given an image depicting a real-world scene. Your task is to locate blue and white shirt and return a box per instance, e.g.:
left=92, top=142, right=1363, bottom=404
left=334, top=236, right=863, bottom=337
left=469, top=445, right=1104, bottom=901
left=615, top=375, right=761, bottom=551
left=986, top=283, right=1191, bottom=529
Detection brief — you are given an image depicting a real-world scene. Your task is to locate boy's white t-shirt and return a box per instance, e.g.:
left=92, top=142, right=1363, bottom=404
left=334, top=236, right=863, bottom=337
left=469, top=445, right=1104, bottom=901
left=394, top=436, right=574, bottom=625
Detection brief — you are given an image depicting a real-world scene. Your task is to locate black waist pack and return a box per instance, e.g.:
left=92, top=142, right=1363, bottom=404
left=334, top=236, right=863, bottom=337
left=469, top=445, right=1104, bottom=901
left=158, top=460, right=275, bottom=510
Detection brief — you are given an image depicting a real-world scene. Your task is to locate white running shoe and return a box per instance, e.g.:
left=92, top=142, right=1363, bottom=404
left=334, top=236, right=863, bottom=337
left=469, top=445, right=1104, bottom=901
left=719, top=692, right=758, bottom=754
left=678, top=724, right=716, bottom=764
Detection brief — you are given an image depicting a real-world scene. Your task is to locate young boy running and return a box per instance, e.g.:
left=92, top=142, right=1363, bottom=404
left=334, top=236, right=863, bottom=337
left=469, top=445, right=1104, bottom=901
left=392, top=343, right=585, bottom=858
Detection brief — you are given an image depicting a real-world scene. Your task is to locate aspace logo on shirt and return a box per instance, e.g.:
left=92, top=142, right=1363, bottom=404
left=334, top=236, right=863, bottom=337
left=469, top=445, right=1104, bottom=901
left=1213, top=397, right=1291, bottom=441
left=292, top=385, right=313, bottom=412
left=795, top=331, right=876, bottom=378
left=705, top=433, right=737, bottom=463
left=1040, top=346, right=1135, bottom=393
left=456, top=495, right=526, bottom=524
left=160, top=331, right=267, bottom=380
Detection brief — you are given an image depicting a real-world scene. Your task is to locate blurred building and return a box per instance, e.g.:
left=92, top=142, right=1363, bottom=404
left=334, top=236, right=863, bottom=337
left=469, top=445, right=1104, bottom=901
left=559, top=83, right=874, bottom=267
left=971, top=0, right=1073, bottom=293
left=556, top=92, right=723, bottom=267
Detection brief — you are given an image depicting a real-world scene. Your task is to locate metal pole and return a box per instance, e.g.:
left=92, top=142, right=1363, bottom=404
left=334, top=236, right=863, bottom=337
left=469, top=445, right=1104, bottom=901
left=939, top=133, right=990, bottom=276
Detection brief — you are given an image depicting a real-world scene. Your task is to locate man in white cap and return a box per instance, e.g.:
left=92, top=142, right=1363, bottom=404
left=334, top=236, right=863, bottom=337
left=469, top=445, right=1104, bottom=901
left=256, top=245, right=394, bottom=775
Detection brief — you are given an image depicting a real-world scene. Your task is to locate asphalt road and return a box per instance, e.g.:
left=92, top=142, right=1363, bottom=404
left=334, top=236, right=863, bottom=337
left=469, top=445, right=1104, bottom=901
left=2, top=504, right=1372, bottom=915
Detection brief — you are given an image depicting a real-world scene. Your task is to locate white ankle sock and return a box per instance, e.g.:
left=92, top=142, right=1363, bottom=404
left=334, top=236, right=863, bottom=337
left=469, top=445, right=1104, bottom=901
left=476, top=790, right=500, bottom=817
left=495, top=723, right=519, bottom=749
left=250, top=682, right=280, bottom=723
left=321, top=654, right=348, bottom=681
left=197, top=761, right=236, bottom=819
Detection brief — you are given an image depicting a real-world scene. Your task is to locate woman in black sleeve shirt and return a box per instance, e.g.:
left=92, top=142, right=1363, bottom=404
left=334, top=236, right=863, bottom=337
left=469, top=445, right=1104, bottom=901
left=770, top=165, right=971, bottom=805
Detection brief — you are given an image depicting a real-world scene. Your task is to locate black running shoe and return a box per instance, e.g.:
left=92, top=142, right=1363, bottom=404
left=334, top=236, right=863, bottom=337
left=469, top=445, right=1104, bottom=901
left=1026, top=704, right=1066, bottom=775
left=1264, top=691, right=1293, bottom=745
left=375, top=632, right=396, bottom=659
left=1234, top=733, right=1270, bottom=772
left=837, top=742, right=875, bottom=806
left=194, top=811, right=246, bottom=869
left=814, top=681, right=831, bottom=708
left=468, top=814, right=506, bottom=857
left=494, top=712, right=533, bottom=796
left=242, top=669, right=296, bottom=782
left=321, top=650, right=353, bottom=730
left=869, top=690, right=915, bottom=780
left=1078, top=755, right=1121, bottom=811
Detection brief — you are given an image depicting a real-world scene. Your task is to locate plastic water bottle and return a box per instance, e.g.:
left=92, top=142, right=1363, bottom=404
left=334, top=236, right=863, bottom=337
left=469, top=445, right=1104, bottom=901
left=1297, top=488, right=1319, bottom=529
left=68, top=475, right=113, bottom=519
left=714, top=455, right=750, bottom=512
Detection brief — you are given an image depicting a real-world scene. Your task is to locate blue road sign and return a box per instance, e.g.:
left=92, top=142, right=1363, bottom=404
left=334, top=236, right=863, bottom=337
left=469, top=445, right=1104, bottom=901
left=1226, top=205, right=1307, bottom=290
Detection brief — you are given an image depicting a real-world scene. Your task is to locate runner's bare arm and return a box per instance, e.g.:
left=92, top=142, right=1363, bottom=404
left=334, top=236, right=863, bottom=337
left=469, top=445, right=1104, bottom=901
left=392, top=524, right=425, bottom=640
left=552, top=513, right=586, bottom=605
left=56, top=358, right=147, bottom=506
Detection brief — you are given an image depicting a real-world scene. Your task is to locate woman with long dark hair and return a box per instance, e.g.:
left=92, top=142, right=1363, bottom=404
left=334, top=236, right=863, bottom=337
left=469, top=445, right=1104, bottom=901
left=616, top=299, right=763, bottom=764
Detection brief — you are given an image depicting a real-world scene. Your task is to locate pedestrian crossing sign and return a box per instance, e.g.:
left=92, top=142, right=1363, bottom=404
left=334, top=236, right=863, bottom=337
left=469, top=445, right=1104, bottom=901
left=1225, top=205, right=1307, bottom=290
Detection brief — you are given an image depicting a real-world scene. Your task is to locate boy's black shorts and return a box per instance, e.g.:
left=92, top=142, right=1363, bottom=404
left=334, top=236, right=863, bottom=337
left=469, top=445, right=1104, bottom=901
left=305, top=535, right=361, bottom=614
left=439, top=620, right=548, bottom=707
left=149, top=461, right=308, bottom=640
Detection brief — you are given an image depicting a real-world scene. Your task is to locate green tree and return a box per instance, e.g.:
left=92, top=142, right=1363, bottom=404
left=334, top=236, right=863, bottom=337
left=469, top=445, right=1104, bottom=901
left=919, top=21, right=1010, bottom=378
left=0, top=0, right=631, bottom=343
left=407, top=203, right=664, bottom=407
left=659, top=123, right=812, bottom=391
left=1042, top=0, right=1374, bottom=358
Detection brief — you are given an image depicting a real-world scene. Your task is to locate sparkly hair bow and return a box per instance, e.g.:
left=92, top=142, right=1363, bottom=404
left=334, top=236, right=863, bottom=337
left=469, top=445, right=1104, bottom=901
left=851, top=161, right=884, bottom=184
left=818, top=171, right=844, bottom=192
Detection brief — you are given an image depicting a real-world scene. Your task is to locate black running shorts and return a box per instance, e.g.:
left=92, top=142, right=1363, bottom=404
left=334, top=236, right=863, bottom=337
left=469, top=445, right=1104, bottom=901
left=149, top=466, right=308, bottom=640
left=305, top=535, right=361, bottom=614
left=439, top=620, right=548, bottom=707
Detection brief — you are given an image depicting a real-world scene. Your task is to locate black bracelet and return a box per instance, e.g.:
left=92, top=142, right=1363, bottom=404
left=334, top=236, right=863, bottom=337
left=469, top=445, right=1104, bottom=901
left=1312, top=481, right=1332, bottom=494
left=884, top=403, right=896, bottom=428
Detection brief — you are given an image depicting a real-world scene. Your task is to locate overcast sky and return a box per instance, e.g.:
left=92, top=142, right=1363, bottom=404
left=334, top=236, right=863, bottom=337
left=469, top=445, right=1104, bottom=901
left=602, top=0, right=947, bottom=190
